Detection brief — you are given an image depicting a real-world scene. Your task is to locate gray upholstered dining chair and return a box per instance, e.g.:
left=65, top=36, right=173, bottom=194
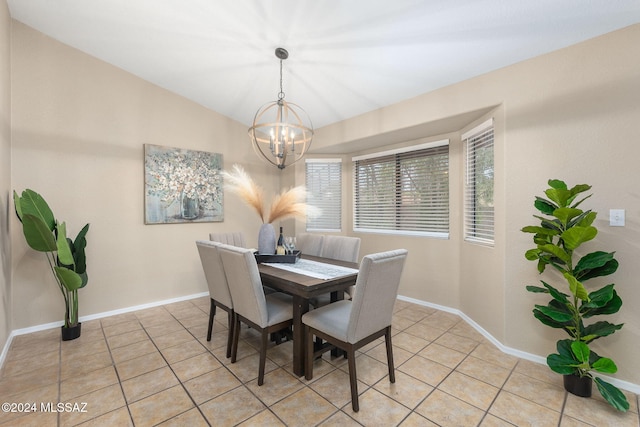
left=217, top=244, right=294, bottom=386
left=210, top=231, right=247, bottom=247
left=195, top=240, right=234, bottom=358
left=302, top=249, right=408, bottom=412
left=320, top=235, right=361, bottom=263
left=211, top=231, right=276, bottom=295
left=296, top=233, right=324, bottom=256
left=311, top=235, right=361, bottom=308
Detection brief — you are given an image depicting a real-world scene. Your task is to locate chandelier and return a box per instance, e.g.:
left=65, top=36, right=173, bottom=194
left=248, top=48, right=313, bottom=170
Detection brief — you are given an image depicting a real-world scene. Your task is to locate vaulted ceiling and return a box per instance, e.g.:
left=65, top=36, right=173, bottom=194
left=8, top=1, right=640, bottom=130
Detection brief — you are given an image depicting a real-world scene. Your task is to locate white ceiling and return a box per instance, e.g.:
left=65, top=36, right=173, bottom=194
left=8, top=1, right=640, bottom=130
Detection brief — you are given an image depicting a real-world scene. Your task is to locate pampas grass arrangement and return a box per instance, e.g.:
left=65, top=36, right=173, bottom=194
left=222, top=164, right=318, bottom=223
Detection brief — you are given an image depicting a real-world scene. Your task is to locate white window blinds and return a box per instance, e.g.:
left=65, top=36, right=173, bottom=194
left=305, top=159, right=342, bottom=231
left=463, top=119, right=494, bottom=245
left=353, top=141, right=449, bottom=237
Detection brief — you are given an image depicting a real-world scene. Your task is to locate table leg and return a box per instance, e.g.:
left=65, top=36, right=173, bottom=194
left=292, top=295, right=309, bottom=377
left=330, top=290, right=345, bottom=357
left=330, top=290, right=344, bottom=303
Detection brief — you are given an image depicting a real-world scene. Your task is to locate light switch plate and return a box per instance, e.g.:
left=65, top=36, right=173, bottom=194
left=609, top=209, right=625, bottom=227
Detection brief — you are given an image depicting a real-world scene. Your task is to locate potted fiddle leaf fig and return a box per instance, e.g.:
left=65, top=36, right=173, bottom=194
left=14, top=189, right=90, bottom=341
left=522, top=179, right=628, bottom=411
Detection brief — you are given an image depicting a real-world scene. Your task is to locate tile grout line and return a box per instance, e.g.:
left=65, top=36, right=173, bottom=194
left=102, top=316, right=151, bottom=427
left=140, top=304, right=213, bottom=426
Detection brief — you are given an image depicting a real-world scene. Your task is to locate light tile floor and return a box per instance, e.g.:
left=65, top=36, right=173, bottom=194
left=1, top=297, right=638, bottom=426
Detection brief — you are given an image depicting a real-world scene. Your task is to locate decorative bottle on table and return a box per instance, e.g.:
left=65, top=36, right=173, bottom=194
left=276, top=227, right=286, bottom=255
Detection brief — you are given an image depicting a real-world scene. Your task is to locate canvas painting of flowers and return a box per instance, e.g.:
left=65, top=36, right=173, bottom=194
left=144, top=144, right=223, bottom=224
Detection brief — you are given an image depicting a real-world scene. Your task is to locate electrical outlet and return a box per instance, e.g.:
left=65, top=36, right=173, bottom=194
left=609, top=209, right=625, bottom=227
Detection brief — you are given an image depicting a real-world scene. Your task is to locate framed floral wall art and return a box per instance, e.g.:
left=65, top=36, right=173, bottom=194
left=144, top=144, right=223, bottom=224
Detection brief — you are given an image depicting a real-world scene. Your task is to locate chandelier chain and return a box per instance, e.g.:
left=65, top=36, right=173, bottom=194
left=278, top=58, right=285, bottom=101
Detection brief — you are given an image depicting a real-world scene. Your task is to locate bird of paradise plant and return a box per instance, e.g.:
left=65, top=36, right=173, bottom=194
left=14, top=189, right=89, bottom=340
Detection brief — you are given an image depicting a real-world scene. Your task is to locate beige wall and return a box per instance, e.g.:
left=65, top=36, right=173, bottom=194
left=10, top=21, right=281, bottom=329
left=304, top=24, right=640, bottom=386
left=0, top=0, right=11, bottom=352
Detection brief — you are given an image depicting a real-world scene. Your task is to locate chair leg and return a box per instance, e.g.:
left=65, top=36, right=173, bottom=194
left=207, top=299, right=216, bottom=341
left=225, top=310, right=234, bottom=358
left=347, top=347, right=359, bottom=412
left=258, top=330, right=268, bottom=386
left=230, top=314, right=240, bottom=363
left=385, top=326, right=395, bottom=383
left=305, top=326, right=315, bottom=381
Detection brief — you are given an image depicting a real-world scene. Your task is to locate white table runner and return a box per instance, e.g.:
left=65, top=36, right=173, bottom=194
left=263, top=259, right=359, bottom=280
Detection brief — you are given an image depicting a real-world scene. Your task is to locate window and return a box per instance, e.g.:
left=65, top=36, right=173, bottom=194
left=463, top=119, right=494, bottom=245
left=353, top=140, right=449, bottom=237
left=305, top=159, right=342, bottom=231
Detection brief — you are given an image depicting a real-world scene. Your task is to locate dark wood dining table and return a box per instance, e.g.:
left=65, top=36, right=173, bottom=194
left=257, top=255, right=359, bottom=377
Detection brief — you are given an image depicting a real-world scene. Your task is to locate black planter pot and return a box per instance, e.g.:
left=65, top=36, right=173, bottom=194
left=563, top=374, right=592, bottom=397
left=61, top=322, right=82, bottom=341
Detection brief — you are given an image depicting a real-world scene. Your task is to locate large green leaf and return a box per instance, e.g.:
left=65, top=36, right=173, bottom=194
left=556, top=339, right=574, bottom=357
left=592, top=357, right=617, bottom=374
left=525, top=248, right=541, bottom=261
left=13, top=190, right=23, bottom=221
left=533, top=235, right=552, bottom=246
left=581, top=291, right=622, bottom=318
left=574, top=251, right=616, bottom=274
left=581, top=321, right=624, bottom=342
left=78, top=271, right=89, bottom=289
left=72, top=223, right=90, bottom=274
left=594, top=377, right=629, bottom=412
left=562, top=226, right=597, bottom=251
left=534, top=216, right=563, bottom=233
left=553, top=207, right=583, bottom=226
left=574, top=210, right=596, bottom=227
left=564, top=273, right=589, bottom=301
left=55, top=266, right=83, bottom=292
left=570, top=340, right=590, bottom=363
left=538, top=244, right=570, bottom=263
left=575, top=252, right=618, bottom=281
left=534, top=197, right=556, bottom=214
left=532, top=308, right=569, bottom=329
left=56, top=221, right=74, bottom=267
left=582, top=284, right=614, bottom=308
left=525, top=285, right=548, bottom=293
left=548, top=179, right=568, bottom=190
left=17, top=189, right=55, bottom=231
left=579, top=259, right=619, bottom=282
left=570, top=193, right=593, bottom=209
left=568, top=183, right=592, bottom=197
left=21, top=214, right=57, bottom=252
left=547, top=353, right=579, bottom=374
left=536, top=259, right=547, bottom=274
left=521, top=226, right=559, bottom=236
left=540, top=280, right=569, bottom=303
left=535, top=304, right=573, bottom=323
left=545, top=188, right=573, bottom=207
left=526, top=282, right=569, bottom=302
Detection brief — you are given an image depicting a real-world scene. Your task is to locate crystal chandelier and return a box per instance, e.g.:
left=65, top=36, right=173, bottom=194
left=248, top=48, right=313, bottom=170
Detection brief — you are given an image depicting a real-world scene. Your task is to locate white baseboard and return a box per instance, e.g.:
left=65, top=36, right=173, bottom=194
left=0, top=292, right=208, bottom=369
left=396, top=294, right=640, bottom=395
